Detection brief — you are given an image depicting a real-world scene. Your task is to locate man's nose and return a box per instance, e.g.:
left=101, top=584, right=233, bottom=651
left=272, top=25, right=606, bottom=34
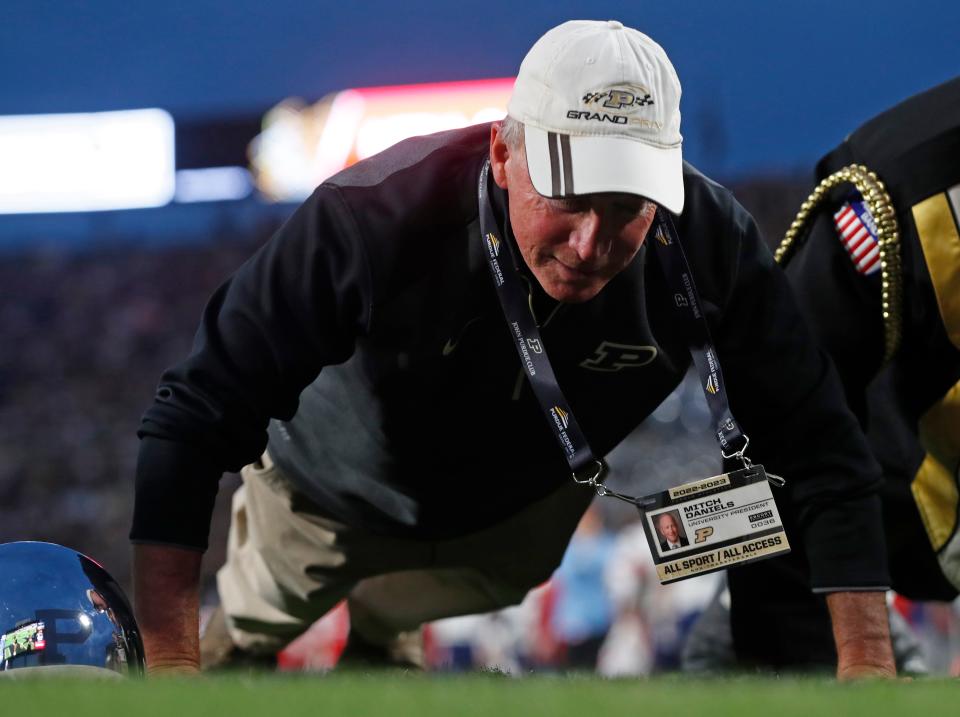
left=569, top=211, right=611, bottom=262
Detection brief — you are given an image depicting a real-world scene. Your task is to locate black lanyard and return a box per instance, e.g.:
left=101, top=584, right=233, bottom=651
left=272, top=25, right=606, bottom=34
left=645, top=210, right=748, bottom=459
left=477, top=161, right=772, bottom=501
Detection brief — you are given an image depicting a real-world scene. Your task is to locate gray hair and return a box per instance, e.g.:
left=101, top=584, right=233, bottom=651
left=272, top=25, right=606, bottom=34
left=499, top=115, right=525, bottom=152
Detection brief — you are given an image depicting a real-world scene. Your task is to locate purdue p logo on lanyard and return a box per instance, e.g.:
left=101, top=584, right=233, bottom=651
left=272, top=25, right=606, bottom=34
left=478, top=161, right=790, bottom=584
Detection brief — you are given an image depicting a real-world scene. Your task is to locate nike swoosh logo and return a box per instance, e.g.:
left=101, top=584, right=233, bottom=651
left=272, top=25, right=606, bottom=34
left=442, top=316, right=483, bottom=357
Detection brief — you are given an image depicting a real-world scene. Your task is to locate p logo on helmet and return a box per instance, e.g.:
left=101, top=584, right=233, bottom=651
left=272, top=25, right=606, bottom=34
left=0, top=541, right=144, bottom=678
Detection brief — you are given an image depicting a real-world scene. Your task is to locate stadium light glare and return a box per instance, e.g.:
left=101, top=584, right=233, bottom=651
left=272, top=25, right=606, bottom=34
left=250, top=78, right=514, bottom=202
left=0, top=109, right=175, bottom=214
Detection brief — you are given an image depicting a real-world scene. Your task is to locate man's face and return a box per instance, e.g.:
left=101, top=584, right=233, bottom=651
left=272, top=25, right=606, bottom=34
left=657, top=514, right=679, bottom=543
left=489, top=124, right=657, bottom=303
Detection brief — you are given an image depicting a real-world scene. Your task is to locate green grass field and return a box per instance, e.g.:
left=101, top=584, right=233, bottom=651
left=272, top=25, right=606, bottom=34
left=0, top=673, right=951, bottom=716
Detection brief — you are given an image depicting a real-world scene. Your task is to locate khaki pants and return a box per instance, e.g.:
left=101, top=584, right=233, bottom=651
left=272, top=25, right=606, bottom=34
left=217, top=452, right=594, bottom=653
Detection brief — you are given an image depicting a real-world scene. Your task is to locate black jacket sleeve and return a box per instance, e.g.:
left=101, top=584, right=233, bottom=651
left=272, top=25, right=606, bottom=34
left=700, top=188, right=889, bottom=591
left=130, top=185, right=373, bottom=550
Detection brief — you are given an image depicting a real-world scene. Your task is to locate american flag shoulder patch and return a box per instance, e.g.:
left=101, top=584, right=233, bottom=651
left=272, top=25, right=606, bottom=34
left=833, top=196, right=881, bottom=275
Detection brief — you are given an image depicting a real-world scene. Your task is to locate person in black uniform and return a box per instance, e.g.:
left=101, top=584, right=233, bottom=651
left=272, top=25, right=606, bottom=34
left=130, top=20, right=896, bottom=677
left=717, top=77, right=960, bottom=671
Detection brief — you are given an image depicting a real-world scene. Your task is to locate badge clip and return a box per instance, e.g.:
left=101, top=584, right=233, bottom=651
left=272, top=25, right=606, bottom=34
left=721, top=435, right=786, bottom=487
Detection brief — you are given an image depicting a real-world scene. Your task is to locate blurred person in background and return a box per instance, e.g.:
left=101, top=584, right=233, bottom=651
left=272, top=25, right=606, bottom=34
left=548, top=504, right=615, bottom=670
left=599, top=519, right=721, bottom=676
left=425, top=581, right=555, bottom=673
left=131, top=19, right=896, bottom=678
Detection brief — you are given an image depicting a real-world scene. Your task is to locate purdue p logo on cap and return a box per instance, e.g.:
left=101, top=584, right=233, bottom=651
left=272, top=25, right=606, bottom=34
left=584, top=87, right=655, bottom=110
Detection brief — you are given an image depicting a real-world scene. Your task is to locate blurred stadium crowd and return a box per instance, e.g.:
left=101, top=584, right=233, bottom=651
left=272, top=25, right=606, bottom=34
left=3, top=175, right=959, bottom=674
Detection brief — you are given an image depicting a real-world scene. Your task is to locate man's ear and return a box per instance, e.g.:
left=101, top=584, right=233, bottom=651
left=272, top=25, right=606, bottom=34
left=489, top=122, right=510, bottom=189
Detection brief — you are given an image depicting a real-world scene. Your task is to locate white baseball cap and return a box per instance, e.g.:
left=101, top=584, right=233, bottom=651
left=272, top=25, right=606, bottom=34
left=507, top=20, right=684, bottom=214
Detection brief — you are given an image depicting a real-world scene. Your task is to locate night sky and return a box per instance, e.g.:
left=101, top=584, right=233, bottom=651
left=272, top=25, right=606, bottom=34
left=3, top=0, right=959, bottom=176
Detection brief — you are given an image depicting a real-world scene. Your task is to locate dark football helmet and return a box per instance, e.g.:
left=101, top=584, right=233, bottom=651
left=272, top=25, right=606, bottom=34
left=0, top=541, right=144, bottom=677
